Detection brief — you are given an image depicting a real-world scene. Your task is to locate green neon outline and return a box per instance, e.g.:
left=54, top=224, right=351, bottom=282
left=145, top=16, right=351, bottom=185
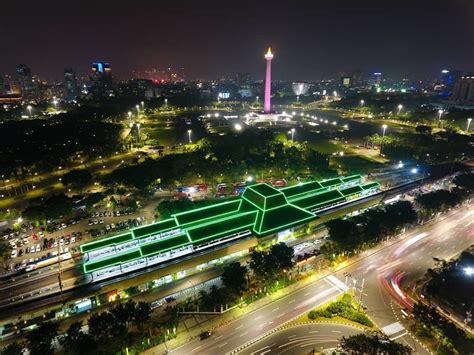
left=131, top=218, right=177, bottom=239
left=80, top=232, right=134, bottom=253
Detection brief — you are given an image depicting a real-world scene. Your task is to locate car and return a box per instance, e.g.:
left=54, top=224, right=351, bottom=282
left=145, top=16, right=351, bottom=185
left=71, top=236, right=76, bottom=243
left=10, top=250, right=17, bottom=258
left=35, top=244, right=41, bottom=252
left=61, top=223, right=67, bottom=229
left=18, top=249, right=23, bottom=257
left=23, top=238, right=29, bottom=245
left=99, top=219, right=104, bottom=224
left=88, top=219, right=93, bottom=226
left=53, top=241, right=58, bottom=248
left=25, top=247, right=30, bottom=253
left=106, top=224, right=110, bottom=231
left=94, top=219, right=99, bottom=225
left=199, top=331, right=212, bottom=340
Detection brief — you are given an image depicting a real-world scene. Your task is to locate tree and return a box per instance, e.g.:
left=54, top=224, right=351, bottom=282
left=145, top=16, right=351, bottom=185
left=326, top=218, right=362, bottom=253
left=249, top=250, right=272, bottom=279
left=416, top=190, right=461, bottom=215
left=25, top=322, right=59, bottom=355
left=415, top=125, right=432, bottom=134
left=61, top=169, right=92, bottom=190
left=341, top=331, right=411, bottom=354
left=0, top=342, right=23, bottom=355
left=133, top=301, right=152, bottom=333
left=221, top=262, right=248, bottom=295
left=453, top=172, right=474, bottom=194
left=22, top=194, right=74, bottom=221
left=60, top=321, right=95, bottom=355
left=268, top=243, right=294, bottom=273
left=110, top=300, right=136, bottom=330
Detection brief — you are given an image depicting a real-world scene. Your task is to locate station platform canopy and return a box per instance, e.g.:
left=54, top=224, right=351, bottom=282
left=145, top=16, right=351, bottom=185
left=81, top=175, right=379, bottom=275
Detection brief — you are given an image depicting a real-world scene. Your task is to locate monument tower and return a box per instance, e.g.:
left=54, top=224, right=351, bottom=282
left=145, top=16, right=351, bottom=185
left=264, top=48, right=273, bottom=113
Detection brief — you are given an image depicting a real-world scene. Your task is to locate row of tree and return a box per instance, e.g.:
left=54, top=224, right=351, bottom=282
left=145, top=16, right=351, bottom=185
left=412, top=302, right=474, bottom=354
left=1, top=300, right=152, bottom=355
left=196, top=243, right=294, bottom=312
left=415, top=172, right=474, bottom=217
left=321, top=200, right=418, bottom=257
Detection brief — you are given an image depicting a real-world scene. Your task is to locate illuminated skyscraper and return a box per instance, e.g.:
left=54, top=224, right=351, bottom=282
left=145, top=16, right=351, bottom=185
left=90, top=62, right=113, bottom=97
left=64, top=68, right=78, bottom=101
left=264, top=48, right=273, bottom=113
left=16, top=64, right=38, bottom=99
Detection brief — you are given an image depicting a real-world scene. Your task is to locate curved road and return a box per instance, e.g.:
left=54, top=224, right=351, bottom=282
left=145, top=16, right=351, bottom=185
left=165, top=204, right=472, bottom=355
left=240, top=323, right=362, bottom=355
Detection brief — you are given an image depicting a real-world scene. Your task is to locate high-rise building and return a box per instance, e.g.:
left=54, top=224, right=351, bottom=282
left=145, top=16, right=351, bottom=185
left=16, top=64, right=38, bottom=99
left=90, top=62, right=113, bottom=97
left=451, top=74, right=474, bottom=105
left=64, top=68, right=79, bottom=101
left=439, top=69, right=464, bottom=97
left=368, top=72, right=382, bottom=88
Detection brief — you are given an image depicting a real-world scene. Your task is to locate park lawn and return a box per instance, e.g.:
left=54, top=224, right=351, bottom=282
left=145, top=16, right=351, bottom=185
left=330, top=155, right=383, bottom=174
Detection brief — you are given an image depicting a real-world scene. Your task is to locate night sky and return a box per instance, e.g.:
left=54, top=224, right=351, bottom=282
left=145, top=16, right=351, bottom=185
left=2, top=0, right=474, bottom=81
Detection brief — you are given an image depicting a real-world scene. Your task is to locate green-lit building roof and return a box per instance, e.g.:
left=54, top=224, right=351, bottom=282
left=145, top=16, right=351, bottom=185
left=81, top=175, right=378, bottom=275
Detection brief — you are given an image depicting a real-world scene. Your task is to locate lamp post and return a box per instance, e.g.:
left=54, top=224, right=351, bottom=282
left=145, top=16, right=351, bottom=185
left=467, top=118, right=472, bottom=132
left=164, top=98, right=168, bottom=107
left=136, top=123, right=141, bottom=141
left=438, top=109, right=444, bottom=121
left=53, top=97, right=58, bottom=110
left=128, top=111, right=132, bottom=121
left=289, top=128, right=295, bottom=142
left=187, top=129, right=192, bottom=144
left=27, top=105, right=32, bottom=118
left=397, top=104, right=403, bottom=115
left=256, top=96, right=259, bottom=104
left=380, top=124, right=387, bottom=156
left=360, top=99, right=365, bottom=107
left=140, top=101, right=144, bottom=110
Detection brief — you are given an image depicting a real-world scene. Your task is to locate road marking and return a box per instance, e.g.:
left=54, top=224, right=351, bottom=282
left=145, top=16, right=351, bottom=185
left=240, top=331, right=248, bottom=337
left=288, top=334, right=297, bottom=338
left=191, top=345, right=202, bottom=352
left=277, top=313, right=285, bottom=318
left=390, top=331, right=408, bottom=340
left=250, top=345, right=269, bottom=355
left=217, top=341, right=228, bottom=348
left=254, top=316, right=262, bottom=321
left=260, top=350, right=272, bottom=355
left=304, top=291, right=311, bottom=296
left=235, top=325, right=243, bottom=330
left=271, top=307, right=279, bottom=312
left=309, top=330, right=319, bottom=334
left=214, top=335, right=223, bottom=340
left=288, top=299, right=296, bottom=304
left=331, top=330, right=341, bottom=333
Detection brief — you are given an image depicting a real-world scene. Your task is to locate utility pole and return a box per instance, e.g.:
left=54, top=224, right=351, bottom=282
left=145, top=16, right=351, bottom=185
left=358, top=278, right=365, bottom=311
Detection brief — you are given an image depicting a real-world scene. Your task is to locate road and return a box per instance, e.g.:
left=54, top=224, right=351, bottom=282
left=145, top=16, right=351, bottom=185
left=166, top=204, right=472, bottom=355
left=240, top=323, right=362, bottom=355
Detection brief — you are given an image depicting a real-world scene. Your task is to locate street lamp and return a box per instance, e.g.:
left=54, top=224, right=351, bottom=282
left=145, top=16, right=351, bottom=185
left=187, top=129, right=192, bottom=144
left=397, top=104, right=403, bottom=115
left=380, top=124, right=387, bottom=156
left=141, top=101, right=144, bottom=110
left=256, top=96, right=259, bottom=104
left=53, top=98, right=58, bottom=110
left=128, top=111, right=132, bottom=121
left=27, top=105, right=32, bottom=118
left=464, top=267, right=474, bottom=276
left=234, top=123, right=242, bottom=131
left=466, top=118, right=472, bottom=132
left=289, top=128, right=295, bottom=142
left=438, top=109, right=444, bottom=121
left=360, top=99, right=365, bottom=107
left=136, top=123, right=141, bottom=141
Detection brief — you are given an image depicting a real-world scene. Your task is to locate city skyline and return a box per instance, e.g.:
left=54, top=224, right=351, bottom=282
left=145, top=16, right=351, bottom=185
left=2, top=0, right=474, bottom=81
